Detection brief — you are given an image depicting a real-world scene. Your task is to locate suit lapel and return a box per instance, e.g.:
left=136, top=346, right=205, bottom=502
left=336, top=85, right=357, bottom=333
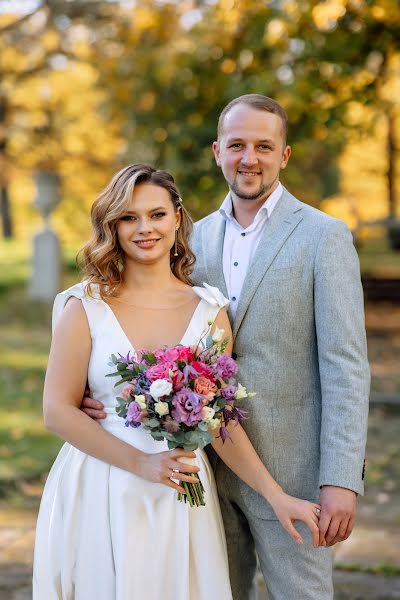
left=203, top=213, right=229, bottom=299
left=232, top=190, right=304, bottom=338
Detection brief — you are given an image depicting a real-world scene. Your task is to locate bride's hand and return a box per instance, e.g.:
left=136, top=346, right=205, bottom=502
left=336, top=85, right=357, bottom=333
left=135, top=448, right=200, bottom=494
left=269, top=491, right=321, bottom=547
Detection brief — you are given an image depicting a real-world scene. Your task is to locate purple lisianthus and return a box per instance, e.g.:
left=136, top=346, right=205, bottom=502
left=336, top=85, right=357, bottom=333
left=171, top=388, right=204, bottom=426
left=126, top=401, right=142, bottom=428
left=221, top=385, right=237, bottom=401
left=215, top=354, right=238, bottom=379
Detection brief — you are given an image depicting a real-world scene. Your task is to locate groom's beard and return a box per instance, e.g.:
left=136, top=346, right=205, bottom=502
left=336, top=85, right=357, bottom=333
left=230, top=173, right=279, bottom=201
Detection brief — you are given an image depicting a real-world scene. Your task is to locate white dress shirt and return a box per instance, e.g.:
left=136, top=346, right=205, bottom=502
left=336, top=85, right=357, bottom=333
left=219, top=183, right=283, bottom=319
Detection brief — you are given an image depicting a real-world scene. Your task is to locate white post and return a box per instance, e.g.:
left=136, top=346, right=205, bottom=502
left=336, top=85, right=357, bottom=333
left=29, top=171, right=61, bottom=301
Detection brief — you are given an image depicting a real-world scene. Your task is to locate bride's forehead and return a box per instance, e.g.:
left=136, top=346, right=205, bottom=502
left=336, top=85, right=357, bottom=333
left=128, top=183, right=173, bottom=209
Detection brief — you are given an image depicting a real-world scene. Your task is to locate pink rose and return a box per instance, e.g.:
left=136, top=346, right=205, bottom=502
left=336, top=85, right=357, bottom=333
left=194, top=376, right=217, bottom=399
left=120, top=384, right=135, bottom=399
left=145, top=363, right=172, bottom=382
left=191, top=360, right=216, bottom=382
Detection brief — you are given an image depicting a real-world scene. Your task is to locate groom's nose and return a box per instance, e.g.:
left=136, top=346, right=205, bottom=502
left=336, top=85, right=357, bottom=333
left=241, top=145, right=258, bottom=166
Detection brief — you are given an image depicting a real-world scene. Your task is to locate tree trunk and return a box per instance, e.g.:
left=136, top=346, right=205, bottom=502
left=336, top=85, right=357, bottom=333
left=0, top=98, right=13, bottom=238
left=1, top=185, right=12, bottom=238
left=387, top=110, right=396, bottom=220
left=387, top=110, right=400, bottom=250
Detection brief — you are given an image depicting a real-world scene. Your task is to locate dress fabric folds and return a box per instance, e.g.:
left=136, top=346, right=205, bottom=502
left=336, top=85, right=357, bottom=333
left=33, top=282, right=232, bottom=600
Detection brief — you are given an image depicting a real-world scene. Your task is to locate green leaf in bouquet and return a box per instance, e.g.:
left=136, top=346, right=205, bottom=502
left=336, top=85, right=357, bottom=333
left=116, top=402, right=127, bottom=418
left=117, top=362, right=128, bottom=371
left=198, top=421, right=209, bottom=431
left=111, top=354, right=119, bottom=365
left=206, top=334, right=214, bottom=349
left=142, top=352, right=157, bottom=365
left=106, top=371, right=120, bottom=378
left=199, top=430, right=214, bottom=448
left=170, top=430, right=185, bottom=444
left=184, top=430, right=203, bottom=446
left=176, top=359, right=186, bottom=370
left=113, top=374, right=134, bottom=387
left=150, top=430, right=165, bottom=441
left=213, top=397, right=227, bottom=411
left=181, top=442, right=198, bottom=452
left=219, top=337, right=230, bottom=353
left=167, top=440, right=181, bottom=449
left=142, top=417, right=159, bottom=428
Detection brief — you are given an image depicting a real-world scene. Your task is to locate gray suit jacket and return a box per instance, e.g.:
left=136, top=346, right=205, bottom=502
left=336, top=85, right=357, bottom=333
left=191, top=188, right=370, bottom=520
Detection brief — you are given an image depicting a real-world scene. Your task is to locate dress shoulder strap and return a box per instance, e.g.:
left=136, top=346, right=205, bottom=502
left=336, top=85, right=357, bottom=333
left=192, top=282, right=230, bottom=329
left=52, top=281, right=106, bottom=338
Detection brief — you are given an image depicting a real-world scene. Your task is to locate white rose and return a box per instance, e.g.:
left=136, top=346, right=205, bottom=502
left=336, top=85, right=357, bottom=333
left=201, top=406, right=215, bottom=422
left=208, top=418, right=221, bottom=430
left=234, top=383, right=248, bottom=400
left=149, top=379, right=173, bottom=400
left=134, top=394, right=147, bottom=409
left=212, top=326, right=225, bottom=343
left=155, top=401, right=170, bottom=416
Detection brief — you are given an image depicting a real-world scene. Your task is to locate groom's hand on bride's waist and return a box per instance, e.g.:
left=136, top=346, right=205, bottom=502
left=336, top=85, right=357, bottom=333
left=81, top=387, right=106, bottom=420
left=318, top=486, right=357, bottom=547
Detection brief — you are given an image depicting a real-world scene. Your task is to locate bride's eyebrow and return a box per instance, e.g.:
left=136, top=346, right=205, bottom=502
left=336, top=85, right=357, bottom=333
left=123, top=206, right=167, bottom=215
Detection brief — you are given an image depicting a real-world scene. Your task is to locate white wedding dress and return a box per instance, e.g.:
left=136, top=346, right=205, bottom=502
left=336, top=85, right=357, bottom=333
left=33, top=282, right=232, bottom=600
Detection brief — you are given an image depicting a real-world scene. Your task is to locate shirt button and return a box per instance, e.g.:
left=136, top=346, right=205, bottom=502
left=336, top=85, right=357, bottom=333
left=232, top=296, right=237, bottom=301
left=233, top=262, right=238, bottom=266
left=241, top=232, right=246, bottom=237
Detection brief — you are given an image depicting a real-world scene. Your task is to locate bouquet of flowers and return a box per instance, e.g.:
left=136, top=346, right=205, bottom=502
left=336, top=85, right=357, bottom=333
left=106, top=324, right=254, bottom=507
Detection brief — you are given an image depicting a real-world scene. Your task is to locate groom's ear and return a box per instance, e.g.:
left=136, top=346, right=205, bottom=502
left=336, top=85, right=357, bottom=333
left=212, top=141, right=221, bottom=166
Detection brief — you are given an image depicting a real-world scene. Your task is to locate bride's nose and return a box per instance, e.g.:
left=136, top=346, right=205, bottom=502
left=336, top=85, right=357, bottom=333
left=136, top=217, right=153, bottom=234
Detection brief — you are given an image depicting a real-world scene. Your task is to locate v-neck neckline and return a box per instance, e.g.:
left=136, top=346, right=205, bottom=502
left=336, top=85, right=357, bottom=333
left=103, top=296, right=204, bottom=353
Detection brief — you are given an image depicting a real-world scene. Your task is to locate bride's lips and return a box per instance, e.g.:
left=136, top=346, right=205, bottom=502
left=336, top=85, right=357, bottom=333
left=133, top=238, right=160, bottom=249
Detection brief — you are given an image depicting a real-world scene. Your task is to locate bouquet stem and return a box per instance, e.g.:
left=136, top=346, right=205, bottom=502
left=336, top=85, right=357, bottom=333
left=177, top=474, right=205, bottom=507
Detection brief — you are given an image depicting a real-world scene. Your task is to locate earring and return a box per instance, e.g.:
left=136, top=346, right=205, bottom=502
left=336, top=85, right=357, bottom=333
left=174, top=226, right=179, bottom=257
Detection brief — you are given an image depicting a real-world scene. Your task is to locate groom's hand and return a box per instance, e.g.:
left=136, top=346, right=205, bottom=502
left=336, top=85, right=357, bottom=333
left=318, top=486, right=356, bottom=547
left=81, top=387, right=106, bottom=420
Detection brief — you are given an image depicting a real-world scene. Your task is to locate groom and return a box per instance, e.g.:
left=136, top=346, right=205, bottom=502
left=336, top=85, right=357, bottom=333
left=191, top=94, right=369, bottom=599
left=83, top=95, right=370, bottom=599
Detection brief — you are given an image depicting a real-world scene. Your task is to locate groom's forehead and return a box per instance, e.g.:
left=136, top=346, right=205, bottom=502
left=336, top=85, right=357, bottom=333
left=218, top=106, right=284, bottom=142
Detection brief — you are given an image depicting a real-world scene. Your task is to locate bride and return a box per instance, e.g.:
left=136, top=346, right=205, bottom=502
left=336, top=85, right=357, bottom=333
left=33, top=164, right=321, bottom=599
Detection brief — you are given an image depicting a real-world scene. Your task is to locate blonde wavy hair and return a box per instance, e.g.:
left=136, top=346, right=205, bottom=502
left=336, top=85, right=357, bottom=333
left=79, top=164, right=195, bottom=298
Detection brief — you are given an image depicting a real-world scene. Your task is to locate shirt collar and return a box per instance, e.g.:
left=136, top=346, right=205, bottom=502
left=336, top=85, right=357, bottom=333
left=219, top=182, right=283, bottom=225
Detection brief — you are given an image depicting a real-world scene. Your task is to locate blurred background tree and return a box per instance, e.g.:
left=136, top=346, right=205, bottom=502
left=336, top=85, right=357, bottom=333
left=0, top=0, right=399, bottom=237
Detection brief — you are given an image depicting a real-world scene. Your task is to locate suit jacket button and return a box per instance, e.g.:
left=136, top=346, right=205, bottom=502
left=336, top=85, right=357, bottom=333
left=232, top=352, right=238, bottom=360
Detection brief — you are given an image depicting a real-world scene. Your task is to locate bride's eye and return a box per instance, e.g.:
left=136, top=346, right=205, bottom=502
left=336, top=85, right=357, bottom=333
left=120, top=215, right=136, bottom=221
left=152, top=212, right=166, bottom=218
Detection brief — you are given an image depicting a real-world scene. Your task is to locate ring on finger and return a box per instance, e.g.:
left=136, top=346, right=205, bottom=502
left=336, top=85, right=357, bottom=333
left=170, top=469, right=179, bottom=481
left=315, top=508, right=321, bottom=516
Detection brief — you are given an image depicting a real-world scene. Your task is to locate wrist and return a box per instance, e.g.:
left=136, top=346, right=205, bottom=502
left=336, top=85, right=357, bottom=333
left=263, top=482, right=284, bottom=506
left=126, top=446, right=145, bottom=476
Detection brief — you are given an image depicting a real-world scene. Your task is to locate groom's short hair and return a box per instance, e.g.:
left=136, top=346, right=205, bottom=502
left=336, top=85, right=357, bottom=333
left=217, top=94, right=289, bottom=144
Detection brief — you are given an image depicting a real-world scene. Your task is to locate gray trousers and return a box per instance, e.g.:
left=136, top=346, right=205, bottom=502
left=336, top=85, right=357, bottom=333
left=215, top=462, right=334, bottom=600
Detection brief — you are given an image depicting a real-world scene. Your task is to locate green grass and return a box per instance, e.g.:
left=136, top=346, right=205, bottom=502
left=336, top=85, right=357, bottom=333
left=0, top=240, right=81, bottom=501
left=359, top=239, right=400, bottom=277
left=335, top=563, right=400, bottom=577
